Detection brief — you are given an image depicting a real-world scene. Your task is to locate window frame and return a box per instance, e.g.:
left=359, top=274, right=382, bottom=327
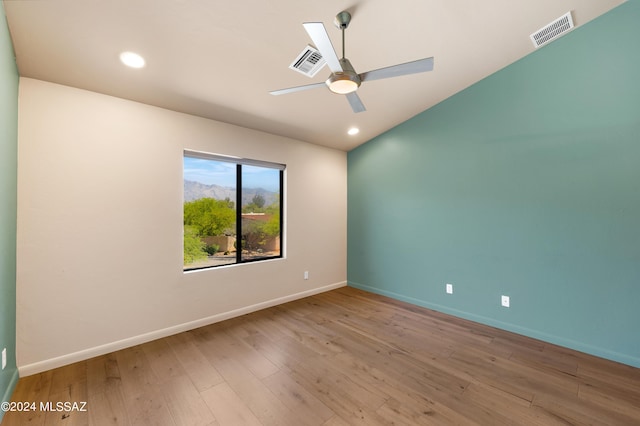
left=183, top=149, right=285, bottom=271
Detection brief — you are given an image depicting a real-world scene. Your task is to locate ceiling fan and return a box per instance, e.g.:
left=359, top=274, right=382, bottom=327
left=270, top=11, right=434, bottom=113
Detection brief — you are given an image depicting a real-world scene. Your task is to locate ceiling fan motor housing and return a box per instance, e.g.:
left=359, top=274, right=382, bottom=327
left=326, top=58, right=361, bottom=94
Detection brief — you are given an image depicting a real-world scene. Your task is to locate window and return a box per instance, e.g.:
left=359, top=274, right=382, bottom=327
left=183, top=150, right=284, bottom=271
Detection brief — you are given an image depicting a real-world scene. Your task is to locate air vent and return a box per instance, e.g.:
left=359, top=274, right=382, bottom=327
left=289, top=45, right=326, bottom=77
left=530, top=12, right=574, bottom=48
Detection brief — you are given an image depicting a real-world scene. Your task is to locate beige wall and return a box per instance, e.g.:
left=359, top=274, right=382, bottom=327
left=16, top=78, right=347, bottom=375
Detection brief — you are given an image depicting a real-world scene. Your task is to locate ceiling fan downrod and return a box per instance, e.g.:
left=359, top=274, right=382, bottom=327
left=334, top=11, right=351, bottom=60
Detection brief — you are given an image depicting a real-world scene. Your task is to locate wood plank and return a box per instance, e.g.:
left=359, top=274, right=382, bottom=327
left=164, top=331, right=224, bottom=392
left=459, top=383, right=547, bottom=425
left=115, top=345, right=162, bottom=401
left=193, top=323, right=280, bottom=380
left=448, top=344, right=580, bottom=402
left=210, top=356, right=303, bottom=426
left=577, top=382, right=640, bottom=421
left=161, top=375, right=216, bottom=426
left=141, top=338, right=187, bottom=383
left=283, top=352, right=390, bottom=424
left=532, top=391, right=637, bottom=426
left=86, top=353, right=123, bottom=396
left=88, top=388, right=131, bottom=426
left=321, top=415, right=352, bottom=426
left=505, top=341, right=579, bottom=377
left=223, top=320, right=292, bottom=370
left=121, top=387, right=175, bottom=426
left=262, top=370, right=334, bottom=425
left=200, top=382, right=259, bottom=426
left=376, top=396, right=478, bottom=426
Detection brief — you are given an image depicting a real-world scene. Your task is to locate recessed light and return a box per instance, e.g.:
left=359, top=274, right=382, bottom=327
left=347, top=127, right=360, bottom=136
left=119, top=51, right=146, bottom=68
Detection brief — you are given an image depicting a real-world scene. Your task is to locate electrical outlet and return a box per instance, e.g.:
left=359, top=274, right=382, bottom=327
left=304, top=271, right=309, bottom=280
left=2, top=348, right=6, bottom=370
left=501, top=295, right=510, bottom=308
left=446, top=283, right=453, bottom=294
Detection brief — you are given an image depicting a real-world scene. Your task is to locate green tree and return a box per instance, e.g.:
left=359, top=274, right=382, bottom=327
left=252, top=194, right=266, bottom=209
left=184, top=225, right=207, bottom=264
left=184, top=198, right=235, bottom=237
left=241, top=219, right=268, bottom=253
left=261, top=199, right=280, bottom=237
left=263, top=210, right=280, bottom=237
left=243, top=194, right=267, bottom=213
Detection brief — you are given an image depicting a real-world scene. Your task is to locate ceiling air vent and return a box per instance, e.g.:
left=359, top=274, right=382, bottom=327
left=288, top=45, right=326, bottom=77
left=530, top=12, right=574, bottom=48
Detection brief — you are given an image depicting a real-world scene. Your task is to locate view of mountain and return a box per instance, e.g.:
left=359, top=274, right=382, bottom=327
left=184, top=180, right=279, bottom=206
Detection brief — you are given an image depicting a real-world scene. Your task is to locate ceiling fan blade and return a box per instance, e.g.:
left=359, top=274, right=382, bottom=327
left=302, top=22, right=343, bottom=73
left=269, top=82, right=327, bottom=96
left=346, top=92, right=366, bottom=113
left=359, top=57, right=434, bottom=82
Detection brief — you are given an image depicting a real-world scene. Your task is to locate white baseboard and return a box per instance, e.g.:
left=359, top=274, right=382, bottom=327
left=18, top=281, right=346, bottom=377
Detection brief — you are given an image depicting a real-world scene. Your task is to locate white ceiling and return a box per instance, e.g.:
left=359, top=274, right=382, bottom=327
left=3, top=0, right=624, bottom=151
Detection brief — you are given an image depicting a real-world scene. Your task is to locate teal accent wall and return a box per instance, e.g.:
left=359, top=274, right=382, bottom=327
left=0, top=2, right=19, bottom=417
left=348, top=1, right=640, bottom=368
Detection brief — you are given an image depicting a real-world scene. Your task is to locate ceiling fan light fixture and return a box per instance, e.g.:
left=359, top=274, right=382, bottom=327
left=327, top=57, right=361, bottom=94
left=327, top=74, right=360, bottom=94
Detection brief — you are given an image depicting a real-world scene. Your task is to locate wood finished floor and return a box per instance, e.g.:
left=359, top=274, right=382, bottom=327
left=3, top=286, right=640, bottom=425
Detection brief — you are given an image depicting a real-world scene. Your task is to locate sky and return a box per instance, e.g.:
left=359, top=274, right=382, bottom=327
left=183, top=156, right=281, bottom=191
